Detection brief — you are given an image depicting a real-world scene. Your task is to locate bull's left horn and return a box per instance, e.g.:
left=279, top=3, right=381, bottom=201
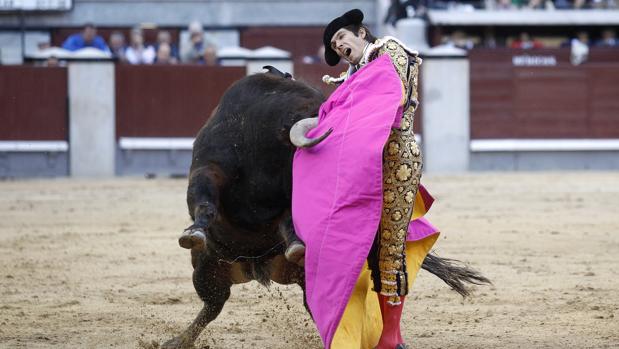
left=289, top=117, right=333, bottom=148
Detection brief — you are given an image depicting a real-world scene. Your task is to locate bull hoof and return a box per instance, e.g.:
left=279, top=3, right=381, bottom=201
left=179, top=229, right=206, bottom=251
left=284, top=241, right=305, bottom=267
left=161, top=336, right=194, bottom=349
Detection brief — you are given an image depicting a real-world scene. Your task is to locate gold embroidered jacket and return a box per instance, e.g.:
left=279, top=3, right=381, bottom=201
left=322, top=36, right=422, bottom=127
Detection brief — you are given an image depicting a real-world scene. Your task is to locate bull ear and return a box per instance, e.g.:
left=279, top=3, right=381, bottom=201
left=263, top=65, right=293, bottom=79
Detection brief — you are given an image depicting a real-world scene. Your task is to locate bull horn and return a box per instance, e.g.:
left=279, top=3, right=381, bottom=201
left=289, top=117, right=333, bottom=148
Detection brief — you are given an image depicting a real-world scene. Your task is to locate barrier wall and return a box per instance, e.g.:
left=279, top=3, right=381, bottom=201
left=470, top=48, right=619, bottom=139
left=469, top=48, right=619, bottom=170
left=0, top=66, right=68, bottom=140
left=0, top=66, right=69, bottom=177
left=115, top=65, right=246, bottom=175
left=116, top=65, right=245, bottom=138
left=3, top=49, right=619, bottom=177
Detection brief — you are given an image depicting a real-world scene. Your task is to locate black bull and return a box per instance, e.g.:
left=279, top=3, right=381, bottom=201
left=162, top=69, right=490, bottom=349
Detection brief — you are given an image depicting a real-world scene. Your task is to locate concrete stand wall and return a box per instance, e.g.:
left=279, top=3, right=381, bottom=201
left=0, top=0, right=375, bottom=27
left=421, top=57, right=470, bottom=173
left=471, top=151, right=619, bottom=171
left=68, top=62, right=116, bottom=177
left=0, top=152, right=68, bottom=178
left=116, top=149, right=192, bottom=177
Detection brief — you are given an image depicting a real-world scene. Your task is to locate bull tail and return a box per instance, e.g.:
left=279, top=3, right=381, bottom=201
left=421, top=252, right=492, bottom=298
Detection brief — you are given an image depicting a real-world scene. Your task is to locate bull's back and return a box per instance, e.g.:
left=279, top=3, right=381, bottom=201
left=191, top=73, right=323, bottom=229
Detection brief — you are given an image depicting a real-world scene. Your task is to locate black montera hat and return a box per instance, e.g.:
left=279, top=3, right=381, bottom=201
left=323, top=9, right=364, bottom=66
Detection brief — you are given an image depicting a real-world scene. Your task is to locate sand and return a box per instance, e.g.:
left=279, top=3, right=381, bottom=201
left=0, top=172, right=617, bottom=348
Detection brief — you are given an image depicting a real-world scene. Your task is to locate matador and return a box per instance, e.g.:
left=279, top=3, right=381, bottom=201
left=289, top=8, right=436, bottom=349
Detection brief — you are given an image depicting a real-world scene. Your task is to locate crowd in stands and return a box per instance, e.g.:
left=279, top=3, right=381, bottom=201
left=441, top=28, right=619, bottom=50
left=490, top=0, right=617, bottom=10
left=382, top=0, right=619, bottom=54
left=58, top=21, right=219, bottom=65
left=37, top=11, right=618, bottom=68
left=385, top=0, right=617, bottom=15
left=509, top=30, right=618, bottom=49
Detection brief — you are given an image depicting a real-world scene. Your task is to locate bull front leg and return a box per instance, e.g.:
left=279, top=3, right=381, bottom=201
left=162, top=252, right=232, bottom=349
left=279, top=211, right=306, bottom=267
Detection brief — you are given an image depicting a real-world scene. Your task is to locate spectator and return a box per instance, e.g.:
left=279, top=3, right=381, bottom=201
left=384, top=0, right=407, bottom=27
left=495, top=0, right=515, bottom=9
left=526, top=0, right=544, bottom=8
left=155, top=42, right=176, bottom=64
left=575, top=31, right=591, bottom=46
left=109, top=31, right=127, bottom=62
left=590, top=0, right=616, bottom=8
left=62, top=23, right=110, bottom=52
left=445, top=30, right=475, bottom=50
left=37, top=42, right=51, bottom=51
left=45, top=56, right=60, bottom=67
left=595, top=29, right=619, bottom=47
left=155, top=30, right=179, bottom=63
left=511, top=32, right=544, bottom=49
left=203, top=45, right=219, bottom=66
left=125, top=27, right=156, bottom=64
left=573, top=0, right=589, bottom=8
left=570, top=31, right=590, bottom=65
left=181, top=20, right=209, bottom=63
left=302, top=45, right=326, bottom=64
left=561, top=31, right=591, bottom=48
left=554, top=0, right=572, bottom=9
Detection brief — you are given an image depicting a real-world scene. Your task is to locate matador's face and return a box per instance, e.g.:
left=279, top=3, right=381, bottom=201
left=329, top=28, right=368, bottom=65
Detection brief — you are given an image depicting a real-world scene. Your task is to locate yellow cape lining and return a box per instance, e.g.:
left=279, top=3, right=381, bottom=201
left=330, top=189, right=438, bottom=349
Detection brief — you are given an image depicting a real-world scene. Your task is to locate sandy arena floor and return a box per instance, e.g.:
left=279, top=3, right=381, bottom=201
left=0, top=172, right=618, bottom=349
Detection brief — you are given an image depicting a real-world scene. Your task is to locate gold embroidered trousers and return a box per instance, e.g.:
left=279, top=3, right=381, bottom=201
left=374, top=109, right=422, bottom=305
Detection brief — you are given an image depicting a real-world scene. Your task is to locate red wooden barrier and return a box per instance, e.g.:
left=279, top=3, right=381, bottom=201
left=115, top=65, right=246, bottom=138
left=293, top=63, right=341, bottom=97
left=241, top=26, right=324, bottom=61
left=0, top=66, right=67, bottom=140
left=470, top=48, right=619, bottom=139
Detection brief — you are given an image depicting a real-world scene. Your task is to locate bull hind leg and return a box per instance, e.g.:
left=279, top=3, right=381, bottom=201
left=298, top=276, right=313, bottom=319
left=265, top=254, right=311, bottom=318
left=162, top=253, right=233, bottom=349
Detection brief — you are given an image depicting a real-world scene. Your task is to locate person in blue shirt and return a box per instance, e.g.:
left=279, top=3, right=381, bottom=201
left=62, top=23, right=110, bottom=52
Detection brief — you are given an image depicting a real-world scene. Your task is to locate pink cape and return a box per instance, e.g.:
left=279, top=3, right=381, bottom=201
left=292, top=55, right=437, bottom=348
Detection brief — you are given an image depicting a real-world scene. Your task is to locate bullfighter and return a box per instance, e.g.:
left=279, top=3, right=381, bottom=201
left=290, top=8, right=439, bottom=349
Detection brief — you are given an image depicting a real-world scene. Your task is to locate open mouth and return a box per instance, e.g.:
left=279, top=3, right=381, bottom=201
left=344, top=48, right=352, bottom=58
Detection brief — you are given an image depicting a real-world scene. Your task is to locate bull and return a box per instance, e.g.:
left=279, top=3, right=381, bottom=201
left=162, top=67, right=489, bottom=349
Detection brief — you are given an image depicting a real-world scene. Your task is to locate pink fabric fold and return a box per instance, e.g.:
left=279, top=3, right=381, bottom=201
left=408, top=216, right=438, bottom=242
left=292, top=54, right=436, bottom=348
